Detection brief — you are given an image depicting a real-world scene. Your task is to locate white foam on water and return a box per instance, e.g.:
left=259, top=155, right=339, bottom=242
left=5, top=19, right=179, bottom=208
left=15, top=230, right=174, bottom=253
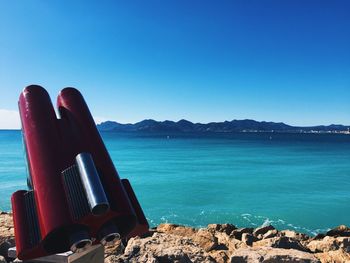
left=241, top=213, right=252, bottom=217
left=151, top=210, right=331, bottom=237
left=277, top=219, right=286, bottom=224
left=261, top=218, right=273, bottom=227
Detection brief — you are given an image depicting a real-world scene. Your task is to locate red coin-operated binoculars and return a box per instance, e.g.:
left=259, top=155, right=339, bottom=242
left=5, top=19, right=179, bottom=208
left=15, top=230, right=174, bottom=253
left=11, top=85, right=149, bottom=260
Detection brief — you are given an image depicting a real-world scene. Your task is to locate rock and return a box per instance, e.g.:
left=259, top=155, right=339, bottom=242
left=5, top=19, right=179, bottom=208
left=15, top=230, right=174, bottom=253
left=230, top=247, right=320, bottom=263
left=104, top=240, right=125, bottom=258
left=119, top=233, right=215, bottom=262
left=253, top=225, right=275, bottom=237
left=0, top=212, right=14, bottom=244
left=263, top=229, right=278, bottom=239
left=326, top=225, right=350, bottom=237
left=207, top=224, right=237, bottom=235
left=0, top=213, right=13, bottom=228
left=241, top=233, right=257, bottom=246
left=313, top=233, right=326, bottom=240
left=315, top=249, right=350, bottom=263
left=307, top=236, right=350, bottom=253
left=156, top=223, right=179, bottom=232
left=157, top=224, right=218, bottom=252
left=2, top=212, right=349, bottom=263
left=156, top=224, right=218, bottom=257
left=214, top=231, right=247, bottom=253
left=157, top=223, right=197, bottom=237
left=208, top=250, right=230, bottom=263
left=254, top=236, right=309, bottom=252
left=280, top=230, right=309, bottom=241
left=192, top=229, right=218, bottom=252
left=105, top=255, right=122, bottom=263
left=230, top=228, right=254, bottom=240
left=0, top=240, right=15, bottom=261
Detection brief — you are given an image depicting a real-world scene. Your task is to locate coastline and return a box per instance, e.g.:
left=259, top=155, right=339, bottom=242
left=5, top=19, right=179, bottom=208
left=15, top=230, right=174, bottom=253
left=0, top=212, right=349, bottom=262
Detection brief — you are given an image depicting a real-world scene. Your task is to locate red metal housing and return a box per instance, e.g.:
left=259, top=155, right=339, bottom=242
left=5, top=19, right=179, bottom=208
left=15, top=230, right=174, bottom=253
left=11, top=85, right=149, bottom=260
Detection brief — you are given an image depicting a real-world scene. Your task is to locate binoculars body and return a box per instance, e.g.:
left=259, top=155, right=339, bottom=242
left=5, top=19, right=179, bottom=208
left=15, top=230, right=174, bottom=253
left=11, top=86, right=148, bottom=260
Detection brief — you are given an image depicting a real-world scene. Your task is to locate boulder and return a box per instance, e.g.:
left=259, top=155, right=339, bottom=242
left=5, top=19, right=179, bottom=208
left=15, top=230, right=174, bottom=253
left=104, top=240, right=125, bottom=258
left=105, top=255, right=123, bottom=263
left=241, top=233, right=257, bottom=246
left=253, top=225, right=275, bottom=237
left=0, top=212, right=13, bottom=229
left=157, top=224, right=197, bottom=237
left=2, top=212, right=350, bottom=263
left=120, top=233, right=215, bottom=263
left=315, top=249, right=350, bottom=263
left=312, top=233, right=326, bottom=240
left=208, top=250, right=230, bottom=263
left=0, top=212, right=14, bottom=244
left=262, top=229, right=278, bottom=239
left=307, top=236, right=350, bottom=253
left=157, top=224, right=218, bottom=252
left=254, top=236, right=309, bottom=252
left=326, top=225, right=350, bottom=237
left=230, top=228, right=254, bottom=240
left=214, top=231, right=247, bottom=253
left=280, top=230, right=309, bottom=241
left=192, top=229, right=218, bottom=252
left=0, top=240, right=15, bottom=261
left=230, top=247, right=320, bottom=263
left=207, top=224, right=237, bottom=235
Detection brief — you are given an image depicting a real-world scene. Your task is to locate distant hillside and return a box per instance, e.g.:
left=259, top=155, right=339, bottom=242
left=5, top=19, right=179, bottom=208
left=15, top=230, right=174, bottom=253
left=97, top=119, right=350, bottom=133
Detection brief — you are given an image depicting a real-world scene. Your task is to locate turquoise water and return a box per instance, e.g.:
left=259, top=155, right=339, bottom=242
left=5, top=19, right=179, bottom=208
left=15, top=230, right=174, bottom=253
left=1, top=130, right=350, bottom=235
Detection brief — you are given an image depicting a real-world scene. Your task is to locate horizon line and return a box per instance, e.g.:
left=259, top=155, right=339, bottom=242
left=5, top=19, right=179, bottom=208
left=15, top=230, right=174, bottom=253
left=1, top=118, right=349, bottom=131
left=99, top=118, right=350, bottom=128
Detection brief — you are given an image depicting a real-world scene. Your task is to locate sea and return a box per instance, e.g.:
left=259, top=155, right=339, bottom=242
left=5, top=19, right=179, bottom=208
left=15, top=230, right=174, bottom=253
left=1, top=130, right=350, bottom=236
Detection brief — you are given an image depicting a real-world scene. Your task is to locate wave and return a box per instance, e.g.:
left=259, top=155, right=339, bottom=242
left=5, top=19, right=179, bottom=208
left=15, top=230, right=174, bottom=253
left=147, top=209, right=331, bottom=236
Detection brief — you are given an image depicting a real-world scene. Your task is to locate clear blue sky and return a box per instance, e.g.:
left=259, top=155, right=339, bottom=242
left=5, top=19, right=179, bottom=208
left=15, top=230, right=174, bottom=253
left=0, top=0, right=349, bottom=128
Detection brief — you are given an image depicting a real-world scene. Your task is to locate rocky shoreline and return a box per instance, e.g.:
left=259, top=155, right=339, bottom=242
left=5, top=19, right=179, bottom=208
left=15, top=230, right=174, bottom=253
left=0, top=212, right=349, bottom=262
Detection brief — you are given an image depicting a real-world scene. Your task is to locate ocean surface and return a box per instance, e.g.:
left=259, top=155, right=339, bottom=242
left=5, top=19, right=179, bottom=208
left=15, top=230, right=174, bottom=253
left=1, top=130, right=350, bottom=235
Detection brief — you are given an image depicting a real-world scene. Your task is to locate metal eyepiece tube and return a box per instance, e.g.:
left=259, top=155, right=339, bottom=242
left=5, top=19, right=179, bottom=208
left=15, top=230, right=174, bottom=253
left=69, top=230, right=92, bottom=253
left=98, top=222, right=120, bottom=246
left=75, top=153, right=110, bottom=216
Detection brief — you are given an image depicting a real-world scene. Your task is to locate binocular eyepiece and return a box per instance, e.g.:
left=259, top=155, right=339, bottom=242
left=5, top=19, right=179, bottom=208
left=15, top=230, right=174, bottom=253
left=98, top=222, right=121, bottom=246
left=11, top=86, right=149, bottom=260
left=69, top=222, right=121, bottom=253
left=69, top=231, right=92, bottom=253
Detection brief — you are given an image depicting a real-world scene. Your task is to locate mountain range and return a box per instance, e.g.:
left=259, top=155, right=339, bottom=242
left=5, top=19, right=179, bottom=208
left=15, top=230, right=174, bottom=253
left=97, top=119, right=350, bottom=133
